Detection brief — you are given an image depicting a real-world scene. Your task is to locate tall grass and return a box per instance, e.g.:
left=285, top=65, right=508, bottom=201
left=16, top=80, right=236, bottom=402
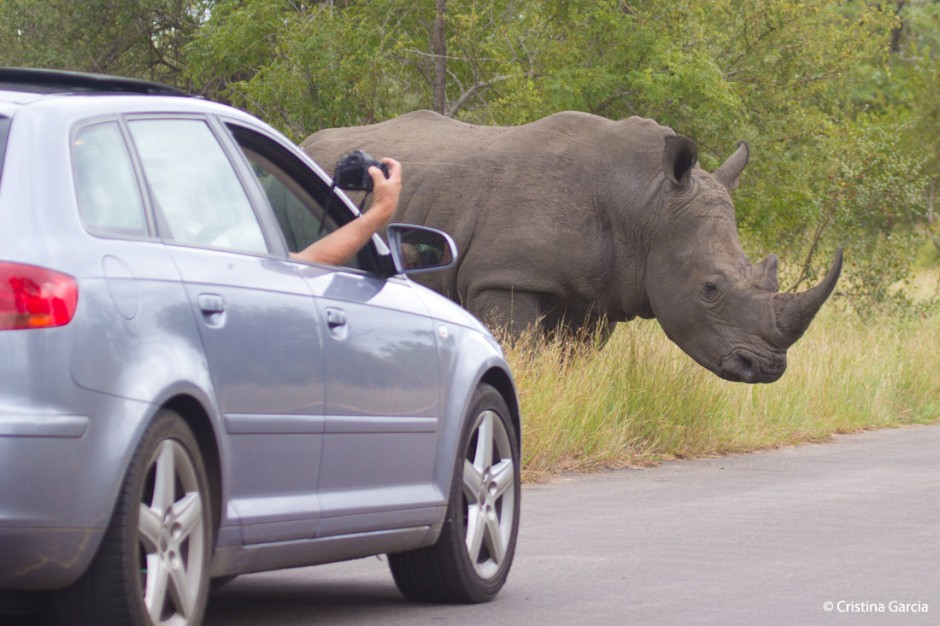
left=507, top=308, right=940, bottom=479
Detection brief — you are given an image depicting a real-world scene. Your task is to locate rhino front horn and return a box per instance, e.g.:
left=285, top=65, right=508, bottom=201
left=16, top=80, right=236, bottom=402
left=772, top=248, right=843, bottom=344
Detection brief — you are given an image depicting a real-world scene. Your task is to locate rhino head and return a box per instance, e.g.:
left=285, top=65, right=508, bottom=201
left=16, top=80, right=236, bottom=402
left=643, top=136, right=842, bottom=383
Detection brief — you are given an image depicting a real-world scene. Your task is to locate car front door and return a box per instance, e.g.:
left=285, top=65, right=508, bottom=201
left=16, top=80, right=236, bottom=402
left=127, top=116, right=325, bottom=545
left=303, top=267, right=443, bottom=537
left=224, top=123, right=445, bottom=537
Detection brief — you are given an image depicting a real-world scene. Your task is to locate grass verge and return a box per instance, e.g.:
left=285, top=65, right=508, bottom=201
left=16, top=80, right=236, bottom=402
left=507, top=308, right=940, bottom=480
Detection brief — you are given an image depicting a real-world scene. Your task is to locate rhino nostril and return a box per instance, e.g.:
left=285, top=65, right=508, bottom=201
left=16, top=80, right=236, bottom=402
left=718, top=350, right=787, bottom=384
left=717, top=351, right=759, bottom=383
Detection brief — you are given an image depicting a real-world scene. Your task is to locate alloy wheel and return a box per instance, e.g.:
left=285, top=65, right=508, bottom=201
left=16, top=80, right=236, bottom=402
left=137, top=439, right=208, bottom=626
left=462, top=409, right=517, bottom=579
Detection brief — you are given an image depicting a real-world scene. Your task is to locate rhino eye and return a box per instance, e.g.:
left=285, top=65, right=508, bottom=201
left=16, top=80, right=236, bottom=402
left=702, top=281, right=720, bottom=301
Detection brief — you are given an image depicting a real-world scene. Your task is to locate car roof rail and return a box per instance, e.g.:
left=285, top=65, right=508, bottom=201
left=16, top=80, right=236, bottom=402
left=0, top=67, right=192, bottom=97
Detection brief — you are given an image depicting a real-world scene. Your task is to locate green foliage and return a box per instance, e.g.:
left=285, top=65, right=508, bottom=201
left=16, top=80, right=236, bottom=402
left=0, top=0, right=212, bottom=86
left=185, top=1, right=398, bottom=139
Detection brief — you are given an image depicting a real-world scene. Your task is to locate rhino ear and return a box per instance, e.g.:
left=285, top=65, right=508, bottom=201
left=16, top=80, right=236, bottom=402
left=714, top=141, right=749, bottom=190
left=662, top=135, right=698, bottom=188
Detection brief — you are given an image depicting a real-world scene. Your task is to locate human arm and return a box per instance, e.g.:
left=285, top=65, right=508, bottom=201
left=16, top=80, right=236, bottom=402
left=290, top=157, right=402, bottom=266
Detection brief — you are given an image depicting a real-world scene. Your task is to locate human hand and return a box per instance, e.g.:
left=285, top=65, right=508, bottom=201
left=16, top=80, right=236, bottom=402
left=367, top=157, right=401, bottom=226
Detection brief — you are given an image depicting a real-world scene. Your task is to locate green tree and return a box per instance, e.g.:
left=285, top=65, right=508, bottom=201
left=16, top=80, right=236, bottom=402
left=0, top=0, right=213, bottom=87
left=185, top=0, right=406, bottom=138
left=886, top=0, right=940, bottom=259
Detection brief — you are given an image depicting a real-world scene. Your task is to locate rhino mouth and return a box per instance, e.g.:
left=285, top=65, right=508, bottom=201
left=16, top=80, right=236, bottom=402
left=718, top=349, right=786, bottom=384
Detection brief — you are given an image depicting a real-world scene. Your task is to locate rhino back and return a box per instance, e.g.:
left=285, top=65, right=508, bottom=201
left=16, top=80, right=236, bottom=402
left=302, top=111, right=674, bottom=305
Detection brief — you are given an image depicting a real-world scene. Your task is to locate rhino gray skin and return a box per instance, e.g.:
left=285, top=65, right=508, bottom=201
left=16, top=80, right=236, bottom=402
left=302, top=110, right=842, bottom=383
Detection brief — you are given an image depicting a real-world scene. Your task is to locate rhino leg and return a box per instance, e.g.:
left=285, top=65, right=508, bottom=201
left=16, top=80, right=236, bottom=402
left=468, top=290, right=616, bottom=347
left=466, top=289, right=542, bottom=341
left=567, top=315, right=615, bottom=346
left=532, top=296, right=613, bottom=345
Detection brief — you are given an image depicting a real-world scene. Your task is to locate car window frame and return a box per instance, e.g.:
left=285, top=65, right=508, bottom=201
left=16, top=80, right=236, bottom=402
left=221, top=118, right=390, bottom=276
left=0, top=115, right=11, bottom=183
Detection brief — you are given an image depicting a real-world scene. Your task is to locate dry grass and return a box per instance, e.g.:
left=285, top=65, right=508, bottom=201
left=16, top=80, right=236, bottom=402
left=507, top=307, right=940, bottom=480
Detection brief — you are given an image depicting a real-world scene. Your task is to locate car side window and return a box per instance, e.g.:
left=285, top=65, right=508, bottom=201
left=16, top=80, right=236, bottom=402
left=241, top=147, right=333, bottom=254
left=226, top=124, right=377, bottom=273
left=72, top=122, right=148, bottom=237
left=128, top=118, right=268, bottom=254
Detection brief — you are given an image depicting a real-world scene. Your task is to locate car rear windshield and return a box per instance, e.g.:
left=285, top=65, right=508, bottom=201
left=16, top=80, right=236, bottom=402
left=0, top=116, right=9, bottom=181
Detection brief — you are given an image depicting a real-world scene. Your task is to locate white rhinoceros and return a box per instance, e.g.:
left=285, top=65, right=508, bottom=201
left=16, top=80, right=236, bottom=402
left=302, top=110, right=841, bottom=383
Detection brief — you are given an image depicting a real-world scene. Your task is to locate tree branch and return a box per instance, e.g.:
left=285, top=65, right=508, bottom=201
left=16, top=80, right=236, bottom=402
left=446, top=73, right=522, bottom=118
left=790, top=204, right=834, bottom=292
left=432, top=0, right=447, bottom=114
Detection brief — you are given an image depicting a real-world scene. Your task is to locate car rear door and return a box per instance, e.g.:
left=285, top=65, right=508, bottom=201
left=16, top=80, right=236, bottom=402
left=126, top=116, right=325, bottom=545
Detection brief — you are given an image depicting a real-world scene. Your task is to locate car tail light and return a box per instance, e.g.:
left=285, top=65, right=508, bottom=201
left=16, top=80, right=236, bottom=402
left=0, top=262, right=79, bottom=330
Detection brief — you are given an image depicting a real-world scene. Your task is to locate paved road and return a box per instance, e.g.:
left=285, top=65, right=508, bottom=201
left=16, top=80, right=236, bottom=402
left=4, top=425, right=937, bottom=625
left=204, top=424, right=940, bottom=625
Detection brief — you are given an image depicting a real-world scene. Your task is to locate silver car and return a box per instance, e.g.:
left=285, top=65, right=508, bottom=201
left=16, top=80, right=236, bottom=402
left=0, top=68, right=520, bottom=625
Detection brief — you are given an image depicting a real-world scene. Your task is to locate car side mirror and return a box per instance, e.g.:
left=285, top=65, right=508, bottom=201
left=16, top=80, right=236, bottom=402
left=386, top=224, right=458, bottom=275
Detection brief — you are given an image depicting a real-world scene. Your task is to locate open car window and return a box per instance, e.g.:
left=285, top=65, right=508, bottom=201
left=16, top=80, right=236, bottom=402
left=226, top=123, right=381, bottom=273
left=240, top=146, right=335, bottom=253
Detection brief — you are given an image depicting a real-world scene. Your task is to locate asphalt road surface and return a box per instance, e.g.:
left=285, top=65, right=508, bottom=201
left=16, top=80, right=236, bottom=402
left=203, top=424, right=939, bottom=625
left=5, top=424, right=938, bottom=625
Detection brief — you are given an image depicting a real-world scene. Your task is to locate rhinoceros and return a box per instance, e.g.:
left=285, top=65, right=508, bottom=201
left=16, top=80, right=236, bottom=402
left=301, top=110, right=841, bottom=383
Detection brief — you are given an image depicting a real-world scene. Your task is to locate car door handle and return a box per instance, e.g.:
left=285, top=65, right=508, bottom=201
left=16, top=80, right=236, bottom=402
left=197, top=294, right=226, bottom=314
left=324, top=307, right=348, bottom=339
left=325, top=307, right=347, bottom=329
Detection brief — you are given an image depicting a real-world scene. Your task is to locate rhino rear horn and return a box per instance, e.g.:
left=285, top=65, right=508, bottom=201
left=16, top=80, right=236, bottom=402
left=752, top=254, right=779, bottom=292
left=772, top=248, right=843, bottom=345
left=714, top=141, right=749, bottom=190
left=662, top=135, right=698, bottom=187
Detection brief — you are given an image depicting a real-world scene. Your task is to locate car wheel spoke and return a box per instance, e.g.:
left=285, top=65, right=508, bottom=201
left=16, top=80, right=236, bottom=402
left=464, top=502, right=486, bottom=562
left=463, top=459, right=483, bottom=500
left=138, top=503, right=163, bottom=552
left=168, top=555, right=197, bottom=619
left=151, top=441, right=176, bottom=514
left=489, top=458, right=515, bottom=501
left=172, top=492, right=203, bottom=540
left=483, top=512, right=507, bottom=566
left=472, top=412, right=495, bottom=471
left=144, top=553, right=169, bottom=623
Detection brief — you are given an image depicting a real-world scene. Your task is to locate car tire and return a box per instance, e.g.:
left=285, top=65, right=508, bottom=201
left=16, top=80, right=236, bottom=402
left=388, top=383, right=520, bottom=603
left=49, top=409, right=212, bottom=626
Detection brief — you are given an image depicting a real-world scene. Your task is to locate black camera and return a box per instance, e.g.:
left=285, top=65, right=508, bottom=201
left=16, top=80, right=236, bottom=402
left=333, top=149, right=390, bottom=192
